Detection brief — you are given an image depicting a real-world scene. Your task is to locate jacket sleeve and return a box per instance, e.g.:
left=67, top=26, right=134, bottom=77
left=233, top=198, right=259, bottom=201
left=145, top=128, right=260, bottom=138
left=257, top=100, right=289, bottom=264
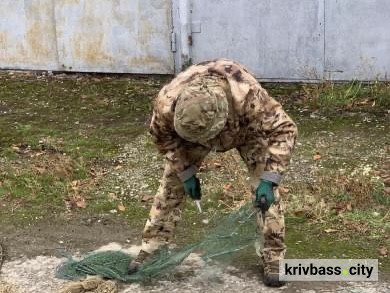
left=149, top=97, right=195, bottom=180
left=258, top=92, right=298, bottom=185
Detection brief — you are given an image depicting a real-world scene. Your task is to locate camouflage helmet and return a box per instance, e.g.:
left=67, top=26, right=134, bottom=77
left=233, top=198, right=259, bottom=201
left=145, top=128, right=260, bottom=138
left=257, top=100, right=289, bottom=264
left=174, top=76, right=229, bottom=144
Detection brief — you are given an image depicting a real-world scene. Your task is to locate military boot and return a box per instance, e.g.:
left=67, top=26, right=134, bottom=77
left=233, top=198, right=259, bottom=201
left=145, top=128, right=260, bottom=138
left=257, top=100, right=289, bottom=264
left=127, top=250, right=151, bottom=274
left=263, top=260, right=286, bottom=287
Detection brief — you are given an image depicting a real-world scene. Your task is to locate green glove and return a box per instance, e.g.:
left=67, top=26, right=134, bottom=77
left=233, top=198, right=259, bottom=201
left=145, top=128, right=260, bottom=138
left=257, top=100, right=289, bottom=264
left=183, top=175, right=201, bottom=200
left=254, top=180, right=275, bottom=211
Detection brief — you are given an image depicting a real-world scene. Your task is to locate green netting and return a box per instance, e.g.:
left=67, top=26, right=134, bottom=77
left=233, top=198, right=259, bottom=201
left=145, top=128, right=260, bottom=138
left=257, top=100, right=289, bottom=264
left=56, top=203, right=258, bottom=282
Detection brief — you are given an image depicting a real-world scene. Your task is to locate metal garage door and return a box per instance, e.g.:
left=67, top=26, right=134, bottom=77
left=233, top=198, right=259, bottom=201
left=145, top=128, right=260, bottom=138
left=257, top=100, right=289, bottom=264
left=173, top=0, right=325, bottom=81
left=0, top=0, right=174, bottom=74
left=173, top=0, right=390, bottom=81
left=324, top=0, right=390, bottom=80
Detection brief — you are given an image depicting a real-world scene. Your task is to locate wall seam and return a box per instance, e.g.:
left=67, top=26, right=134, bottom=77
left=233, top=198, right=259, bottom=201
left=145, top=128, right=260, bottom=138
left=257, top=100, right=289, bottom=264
left=46, top=0, right=60, bottom=70
left=323, top=0, right=326, bottom=79
left=170, top=0, right=176, bottom=73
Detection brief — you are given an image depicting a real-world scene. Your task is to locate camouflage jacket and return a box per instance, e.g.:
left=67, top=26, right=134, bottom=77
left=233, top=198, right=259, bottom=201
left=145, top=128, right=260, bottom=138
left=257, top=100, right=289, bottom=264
left=149, top=59, right=297, bottom=184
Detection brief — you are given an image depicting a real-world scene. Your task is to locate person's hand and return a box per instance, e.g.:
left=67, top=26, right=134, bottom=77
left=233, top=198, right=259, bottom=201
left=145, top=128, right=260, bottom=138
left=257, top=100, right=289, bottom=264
left=254, top=180, right=275, bottom=211
left=183, top=176, right=201, bottom=200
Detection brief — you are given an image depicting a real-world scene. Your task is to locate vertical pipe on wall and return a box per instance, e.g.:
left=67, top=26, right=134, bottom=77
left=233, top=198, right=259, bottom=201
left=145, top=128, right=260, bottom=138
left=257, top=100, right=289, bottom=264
left=179, top=0, right=192, bottom=68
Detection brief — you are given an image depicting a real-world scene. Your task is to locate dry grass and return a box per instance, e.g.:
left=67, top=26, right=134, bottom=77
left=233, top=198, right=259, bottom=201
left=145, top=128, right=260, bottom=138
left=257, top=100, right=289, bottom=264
left=203, top=148, right=389, bottom=239
left=301, top=81, right=390, bottom=111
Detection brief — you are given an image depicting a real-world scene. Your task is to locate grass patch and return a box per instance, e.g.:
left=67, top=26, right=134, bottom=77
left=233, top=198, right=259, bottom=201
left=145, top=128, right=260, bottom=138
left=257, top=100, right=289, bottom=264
left=306, top=81, right=363, bottom=108
left=0, top=75, right=165, bottom=156
left=286, top=170, right=389, bottom=235
left=0, top=72, right=388, bottom=270
left=264, top=81, right=390, bottom=114
left=302, top=81, right=390, bottom=111
left=286, top=219, right=390, bottom=272
left=0, top=73, right=166, bottom=221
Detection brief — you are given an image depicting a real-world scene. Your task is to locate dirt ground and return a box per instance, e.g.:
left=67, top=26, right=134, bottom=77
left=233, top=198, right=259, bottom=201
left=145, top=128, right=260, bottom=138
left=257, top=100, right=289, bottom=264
left=0, top=72, right=389, bottom=292
left=1, top=243, right=389, bottom=293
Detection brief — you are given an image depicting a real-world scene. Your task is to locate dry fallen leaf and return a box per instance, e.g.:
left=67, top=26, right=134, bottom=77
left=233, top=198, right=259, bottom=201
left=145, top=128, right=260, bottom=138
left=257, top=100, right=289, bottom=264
left=35, top=166, right=46, bottom=175
left=357, top=99, right=369, bottom=105
left=108, top=193, right=118, bottom=201
left=333, top=202, right=353, bottom=214
left=76, top=198, right=87, bottom=208
left=313, top=152, right=322, bottom=161
left=324, top=228, right=338, bottom=233
left=70, top=180, right=80, bottom=188
left=378, top=246, right=388, bottom=257
left=65, top=195, right=87, bottom=209
left=213, top=162, right=222, bottom=168
left=279, top=186, right=290, bottom=194
left=199, top=162, right=208, bottom=171
left=141, top=194, right=154, bottom=202
left=11, top=145, right=21, bottom=153
left=30, top=151, right=44, bottom=158
left=117, top=203, right=126, bottom=212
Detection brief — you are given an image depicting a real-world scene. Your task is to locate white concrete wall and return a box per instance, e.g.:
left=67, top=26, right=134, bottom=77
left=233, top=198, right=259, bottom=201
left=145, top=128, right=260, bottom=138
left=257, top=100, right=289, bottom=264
left=0, top=0, right=389, bottom=80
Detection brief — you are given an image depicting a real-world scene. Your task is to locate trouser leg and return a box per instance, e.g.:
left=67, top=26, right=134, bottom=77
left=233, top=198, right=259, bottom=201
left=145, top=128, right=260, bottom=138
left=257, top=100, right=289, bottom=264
left=237, top=143, right=286, bottom=263
left=256, top=196, right=286, bottom=263
left=141, top=148, right=208, bottom=254
left=140, top=162, right=184, bottom=253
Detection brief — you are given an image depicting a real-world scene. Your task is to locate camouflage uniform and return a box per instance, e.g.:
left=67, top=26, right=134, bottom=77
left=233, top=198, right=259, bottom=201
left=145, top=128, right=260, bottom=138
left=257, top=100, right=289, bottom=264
left=141, top=59, right=297, bottom=265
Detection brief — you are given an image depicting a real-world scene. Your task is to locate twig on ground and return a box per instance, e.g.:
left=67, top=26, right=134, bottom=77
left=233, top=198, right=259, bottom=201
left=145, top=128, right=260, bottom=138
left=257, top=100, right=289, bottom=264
left=0, top=243, right=4, bottom=273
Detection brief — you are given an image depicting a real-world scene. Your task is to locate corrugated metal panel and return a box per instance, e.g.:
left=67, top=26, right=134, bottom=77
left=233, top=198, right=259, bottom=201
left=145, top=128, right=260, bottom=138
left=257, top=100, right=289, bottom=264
left=0, top=0, right=174, bottom=74
left=325, top=0, right=390, bottom=80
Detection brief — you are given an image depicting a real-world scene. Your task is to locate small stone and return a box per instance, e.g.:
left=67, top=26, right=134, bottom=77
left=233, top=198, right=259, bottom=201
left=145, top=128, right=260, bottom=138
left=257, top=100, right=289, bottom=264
left=0, top=281, right=19, bottom=293
left=81, top=276, right=103, bottom=290
left=95, top=280, right=118, bottom=293
left=378, top=246, right=388, bottom=256
left=58, top=282, right=84, bottom=293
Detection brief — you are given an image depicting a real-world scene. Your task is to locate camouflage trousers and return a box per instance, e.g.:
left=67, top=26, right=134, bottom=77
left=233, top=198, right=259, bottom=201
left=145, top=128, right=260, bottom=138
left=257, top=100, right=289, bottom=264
left=141, top=145, right=286, bottom=264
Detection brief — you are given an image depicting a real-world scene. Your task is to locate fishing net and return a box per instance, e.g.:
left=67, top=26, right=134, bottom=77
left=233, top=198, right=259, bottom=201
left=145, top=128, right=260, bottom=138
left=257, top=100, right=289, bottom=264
left=56, top=203, right=258, bottom=283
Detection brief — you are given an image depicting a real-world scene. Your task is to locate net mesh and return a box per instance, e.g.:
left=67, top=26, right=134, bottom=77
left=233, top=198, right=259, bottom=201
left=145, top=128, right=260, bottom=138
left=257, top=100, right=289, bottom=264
left=56, top=203, right=258, bottom=283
